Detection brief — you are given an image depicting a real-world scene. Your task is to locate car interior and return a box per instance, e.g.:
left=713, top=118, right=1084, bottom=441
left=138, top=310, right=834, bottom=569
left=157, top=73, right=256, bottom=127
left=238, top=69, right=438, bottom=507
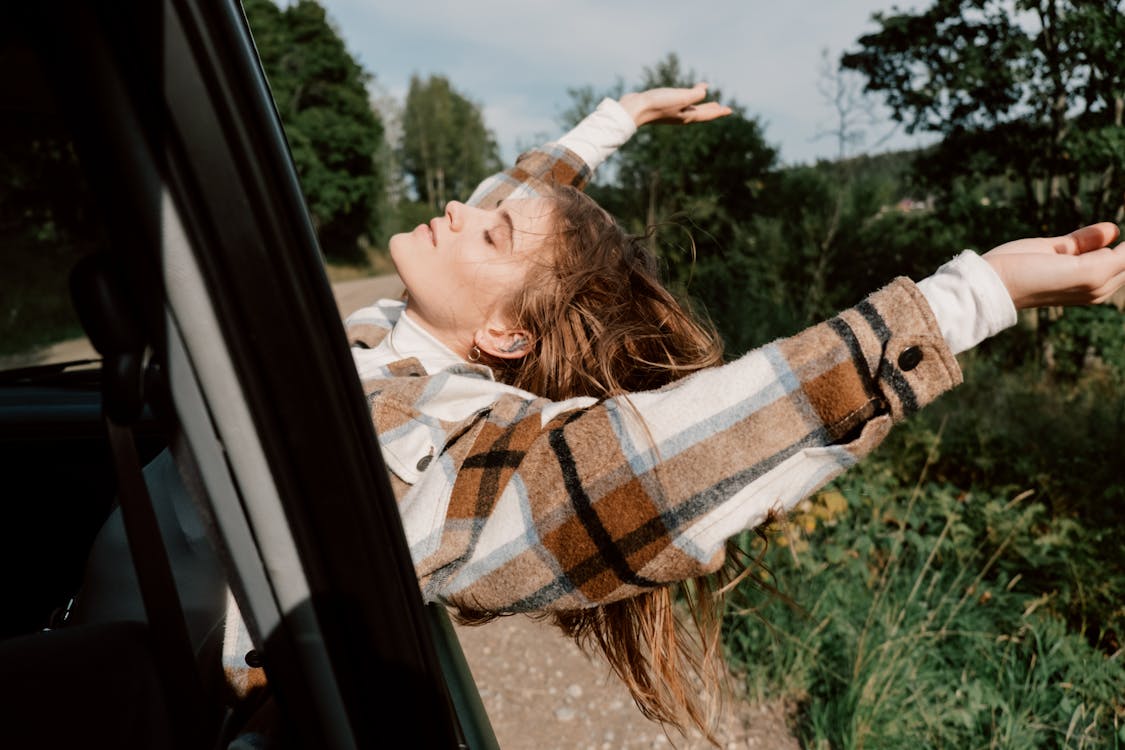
left=0, top=2, right=498, bottom=748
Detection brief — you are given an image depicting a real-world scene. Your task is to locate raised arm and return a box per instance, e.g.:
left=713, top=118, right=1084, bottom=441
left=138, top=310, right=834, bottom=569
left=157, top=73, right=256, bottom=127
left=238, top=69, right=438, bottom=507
left=466, top=84, right=730, bottom=209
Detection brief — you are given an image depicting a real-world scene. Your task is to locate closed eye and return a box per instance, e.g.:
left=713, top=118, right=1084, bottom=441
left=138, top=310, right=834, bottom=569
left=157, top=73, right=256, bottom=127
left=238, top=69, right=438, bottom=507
left=492, top=209, right=515, bottom=252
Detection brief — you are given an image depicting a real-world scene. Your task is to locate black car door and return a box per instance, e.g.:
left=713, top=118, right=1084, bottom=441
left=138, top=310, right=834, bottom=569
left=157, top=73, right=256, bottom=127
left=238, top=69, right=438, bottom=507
left=0, top=1, right=496, bottom=747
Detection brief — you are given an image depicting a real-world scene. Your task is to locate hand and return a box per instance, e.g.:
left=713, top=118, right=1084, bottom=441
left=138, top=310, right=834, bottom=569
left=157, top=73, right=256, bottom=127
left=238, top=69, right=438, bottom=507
left=983, top=222, right=1125, bottom=308
left=617, top=83, right=733, bottom=128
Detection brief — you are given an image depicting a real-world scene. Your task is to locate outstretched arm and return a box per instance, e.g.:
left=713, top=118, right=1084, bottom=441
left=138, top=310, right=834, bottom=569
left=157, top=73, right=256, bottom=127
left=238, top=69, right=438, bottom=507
left=983, top=222, right=1125, bottom=307
left=913, top=222, right=1122, bottom=356
left=467, top=84, right=731, bottom=208
left=408, top=221, right=1125, bottom=613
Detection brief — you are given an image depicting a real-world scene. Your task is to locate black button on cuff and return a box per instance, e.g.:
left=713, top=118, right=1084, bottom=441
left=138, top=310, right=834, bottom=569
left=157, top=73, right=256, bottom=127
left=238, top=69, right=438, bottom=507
left=898, top=346, right=924, bottom=371
left=416, top=453, right=433, bottom=472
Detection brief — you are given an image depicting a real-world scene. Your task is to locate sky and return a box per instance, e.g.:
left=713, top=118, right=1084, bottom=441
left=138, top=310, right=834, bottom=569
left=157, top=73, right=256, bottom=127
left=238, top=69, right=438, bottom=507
left=314, top=0, right=933, bottom=166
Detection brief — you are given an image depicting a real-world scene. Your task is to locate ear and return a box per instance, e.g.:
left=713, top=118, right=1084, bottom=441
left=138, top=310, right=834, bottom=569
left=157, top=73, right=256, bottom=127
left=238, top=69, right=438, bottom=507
left=475, top=324, right=533, bottom=360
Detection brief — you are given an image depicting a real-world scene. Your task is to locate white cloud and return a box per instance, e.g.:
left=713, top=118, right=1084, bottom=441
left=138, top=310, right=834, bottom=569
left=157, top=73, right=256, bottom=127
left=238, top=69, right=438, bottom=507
left=320, top=0, right=931, bottom=164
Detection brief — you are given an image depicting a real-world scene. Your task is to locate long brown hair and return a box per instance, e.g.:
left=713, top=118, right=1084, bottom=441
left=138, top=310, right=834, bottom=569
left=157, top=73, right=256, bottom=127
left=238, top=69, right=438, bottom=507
left=469, top=184, right=754, bottom=742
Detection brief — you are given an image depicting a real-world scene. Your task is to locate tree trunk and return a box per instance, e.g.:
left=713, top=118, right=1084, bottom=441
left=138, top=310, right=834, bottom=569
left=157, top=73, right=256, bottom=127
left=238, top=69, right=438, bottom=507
left=1098, top=96, right=1124, bottom=220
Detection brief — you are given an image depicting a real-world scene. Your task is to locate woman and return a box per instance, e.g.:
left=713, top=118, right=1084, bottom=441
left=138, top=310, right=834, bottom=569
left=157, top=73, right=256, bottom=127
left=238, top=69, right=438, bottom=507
left=338, top=84, right=1125, bottom=735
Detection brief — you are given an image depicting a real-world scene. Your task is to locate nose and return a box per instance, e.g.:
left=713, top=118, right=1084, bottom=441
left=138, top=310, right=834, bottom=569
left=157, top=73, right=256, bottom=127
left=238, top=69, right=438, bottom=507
left=445, top=200, right=466, bottom=231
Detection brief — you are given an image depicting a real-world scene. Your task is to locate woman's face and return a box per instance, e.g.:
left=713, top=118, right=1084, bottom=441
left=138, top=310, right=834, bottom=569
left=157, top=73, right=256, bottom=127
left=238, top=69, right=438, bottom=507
left=389, top=198, right=555, bottom=356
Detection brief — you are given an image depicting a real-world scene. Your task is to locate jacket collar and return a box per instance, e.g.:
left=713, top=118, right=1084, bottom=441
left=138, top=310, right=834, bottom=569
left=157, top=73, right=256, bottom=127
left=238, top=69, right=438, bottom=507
left=390, top=309, right=489, bottom=377
left=350, top=299, right=495, bottom=382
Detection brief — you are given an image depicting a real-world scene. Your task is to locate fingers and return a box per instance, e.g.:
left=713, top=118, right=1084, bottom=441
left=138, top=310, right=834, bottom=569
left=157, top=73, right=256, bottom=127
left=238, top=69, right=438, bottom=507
left=1092, top=266, right=1125, bottom=303
left=1048, top=245, right=1125, bottom=305
left=987, top=241, right=1125, bottom=308
left=659, top=83, right=710, bottom=114
left=684, top=82, right=709, bottom=103
left=627, top=82, right=733, bottom=126
left=684, top=101, right=733, bottom=123
left=1080, top=244, right=1125, bottom=293
left=1050, top=222, right=1120, bottom=255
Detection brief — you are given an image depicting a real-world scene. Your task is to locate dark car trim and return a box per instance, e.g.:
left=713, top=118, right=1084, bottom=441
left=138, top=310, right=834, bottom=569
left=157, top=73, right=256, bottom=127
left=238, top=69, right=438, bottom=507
left=20, top=0, right=478, bottom=745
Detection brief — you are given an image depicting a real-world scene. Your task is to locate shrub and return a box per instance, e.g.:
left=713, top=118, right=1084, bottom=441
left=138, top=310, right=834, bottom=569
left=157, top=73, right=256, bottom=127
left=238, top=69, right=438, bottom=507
left=724, top=463, right=1125, bottom=748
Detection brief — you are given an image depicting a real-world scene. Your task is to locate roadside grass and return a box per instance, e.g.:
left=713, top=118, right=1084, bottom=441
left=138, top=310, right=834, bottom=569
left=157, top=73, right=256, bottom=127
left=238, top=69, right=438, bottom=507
left=724, top=406, right=1125, bottom=748
left=1, top=233, right=92, bottom=358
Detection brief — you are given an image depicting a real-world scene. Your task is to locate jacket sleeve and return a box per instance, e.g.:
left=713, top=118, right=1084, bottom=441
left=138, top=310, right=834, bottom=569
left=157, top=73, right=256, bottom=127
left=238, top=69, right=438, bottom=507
left=465, top=144, right=591, bottom=210
left=409, top=277, right=962, bottom=613
left=465, top=99, right=636, bottom=209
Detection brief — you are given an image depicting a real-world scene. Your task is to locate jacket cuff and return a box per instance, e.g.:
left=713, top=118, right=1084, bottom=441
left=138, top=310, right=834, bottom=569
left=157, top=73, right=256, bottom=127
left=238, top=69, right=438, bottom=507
left=916, top=250, right=1018, bottom=355
left=555, top=97, right=637, bottom=171
left=846, top=276, right=963, bottom=421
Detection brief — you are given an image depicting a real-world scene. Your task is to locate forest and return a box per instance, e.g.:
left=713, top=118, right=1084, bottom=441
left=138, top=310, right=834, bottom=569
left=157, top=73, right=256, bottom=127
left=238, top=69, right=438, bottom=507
left=5, top=0, right=1124, bottom=745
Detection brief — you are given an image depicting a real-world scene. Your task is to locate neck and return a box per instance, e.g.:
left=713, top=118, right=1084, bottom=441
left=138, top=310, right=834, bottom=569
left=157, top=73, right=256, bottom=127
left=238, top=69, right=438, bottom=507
left=401, top=303, right=472, bottom=361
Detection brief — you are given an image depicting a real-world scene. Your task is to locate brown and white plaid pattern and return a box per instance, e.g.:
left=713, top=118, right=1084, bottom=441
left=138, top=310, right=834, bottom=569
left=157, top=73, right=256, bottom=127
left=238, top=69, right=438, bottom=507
left=221, top=126, right=963, bottom=707
left=344, top=138, right=963, bottom=614
left=349, top=281, right=960, bottom=614
left=465, top=142, right=592, bottom=208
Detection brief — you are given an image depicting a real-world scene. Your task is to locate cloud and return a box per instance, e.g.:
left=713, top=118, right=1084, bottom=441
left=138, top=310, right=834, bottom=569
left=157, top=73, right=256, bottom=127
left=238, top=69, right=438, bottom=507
left=320, top=0, right=930, bottom=163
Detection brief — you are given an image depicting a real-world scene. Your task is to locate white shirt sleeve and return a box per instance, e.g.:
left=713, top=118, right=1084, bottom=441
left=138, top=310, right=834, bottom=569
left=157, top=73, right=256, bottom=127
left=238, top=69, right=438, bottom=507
left=916, top=250, right=1018, bottom=355
left=555, top=97, right=637, bottom=173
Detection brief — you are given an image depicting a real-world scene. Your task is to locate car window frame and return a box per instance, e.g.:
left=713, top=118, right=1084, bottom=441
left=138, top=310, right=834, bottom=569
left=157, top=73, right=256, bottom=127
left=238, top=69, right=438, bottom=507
left=13, top=0, right=494, bottom=746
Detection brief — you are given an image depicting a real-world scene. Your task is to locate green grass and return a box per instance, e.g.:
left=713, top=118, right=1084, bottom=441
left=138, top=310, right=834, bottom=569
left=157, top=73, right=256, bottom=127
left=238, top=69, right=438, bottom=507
left=724, top=420, right=1125, bottom=748
left=1, top=232, right=92, bottom=358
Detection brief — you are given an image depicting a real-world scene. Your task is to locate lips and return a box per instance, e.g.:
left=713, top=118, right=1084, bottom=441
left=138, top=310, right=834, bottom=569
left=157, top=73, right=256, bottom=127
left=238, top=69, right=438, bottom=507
left=414, top=221, right=436, bottom=246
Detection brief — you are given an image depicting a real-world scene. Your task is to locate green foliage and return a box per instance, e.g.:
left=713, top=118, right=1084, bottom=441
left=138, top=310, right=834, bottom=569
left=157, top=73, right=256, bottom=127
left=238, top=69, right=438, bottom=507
left=400, top=75, right=501, bottom=211
left=691, top=154, right=969, bottom=356
left=1045, top=305, right=1125, bottom=382
left=382, top=200, right=435, bottom=239
left=726, top=463, right=1125, bottom=748
left=843, top=0, right=1125, bottom=229
left=884, top=355, right=1125, bottom=526
left=244, top=0, right=383, bottom=261
left=0, top=124, right=100, bottom=356
left=867, top=357, right=1125, bottom=659
left=567, top=55, right=777, bottom=297
left=1, top=232, right=91, bottom=357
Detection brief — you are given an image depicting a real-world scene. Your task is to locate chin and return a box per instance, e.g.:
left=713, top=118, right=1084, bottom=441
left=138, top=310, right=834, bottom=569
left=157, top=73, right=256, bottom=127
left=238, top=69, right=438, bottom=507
left=388, top=231, right=407, bottom=253
left=387, top=232, right=410, bottom=268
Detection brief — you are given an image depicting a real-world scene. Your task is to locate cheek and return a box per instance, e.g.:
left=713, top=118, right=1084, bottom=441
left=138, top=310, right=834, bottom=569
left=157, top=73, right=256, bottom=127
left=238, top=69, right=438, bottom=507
left=482, top=259, right=532, bottom=298
left=448, top=261, right=528, bottom=321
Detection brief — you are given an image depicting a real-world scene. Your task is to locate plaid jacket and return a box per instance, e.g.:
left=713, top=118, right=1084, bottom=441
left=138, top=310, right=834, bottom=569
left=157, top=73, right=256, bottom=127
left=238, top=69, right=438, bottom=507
left=345, top=142, right=963, bottom=614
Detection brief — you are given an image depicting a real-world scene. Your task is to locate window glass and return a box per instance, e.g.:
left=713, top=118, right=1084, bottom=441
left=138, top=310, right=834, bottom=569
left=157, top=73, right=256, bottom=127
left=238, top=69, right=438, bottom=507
left=0, top=32, right=101, bottom=371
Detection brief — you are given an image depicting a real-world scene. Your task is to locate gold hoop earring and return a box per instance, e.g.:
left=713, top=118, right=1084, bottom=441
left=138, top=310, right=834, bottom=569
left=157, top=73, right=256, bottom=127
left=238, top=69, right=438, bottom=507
left=467, top=345, right=481, bottom=362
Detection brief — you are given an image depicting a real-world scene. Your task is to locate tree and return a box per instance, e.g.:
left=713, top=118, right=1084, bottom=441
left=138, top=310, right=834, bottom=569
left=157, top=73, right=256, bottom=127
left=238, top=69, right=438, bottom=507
left=813, top=48, right=898, bottom=162
left=243, top=0, right=383, bottom=260
left=400, top=75, right=500, bottom=212
left=842, top=0, right=1125, bottom=231
left=566, top=54, right=778, bottom=291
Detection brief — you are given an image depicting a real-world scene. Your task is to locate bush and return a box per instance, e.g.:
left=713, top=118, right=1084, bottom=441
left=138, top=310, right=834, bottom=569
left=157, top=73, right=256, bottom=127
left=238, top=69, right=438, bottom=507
left=724, top=467, right=1125, bottom=748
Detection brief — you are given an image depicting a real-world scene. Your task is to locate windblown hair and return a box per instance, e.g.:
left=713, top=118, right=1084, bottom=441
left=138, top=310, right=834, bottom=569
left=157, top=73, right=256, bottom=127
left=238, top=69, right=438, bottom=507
left=484, top=184, right=723, bottom=400
left=466, top=184, right=761, bottom=743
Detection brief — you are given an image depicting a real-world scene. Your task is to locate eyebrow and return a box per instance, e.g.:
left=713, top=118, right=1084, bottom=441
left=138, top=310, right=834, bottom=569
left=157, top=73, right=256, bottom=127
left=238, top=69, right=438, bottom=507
left=497, top=207, right=515, bottom=251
